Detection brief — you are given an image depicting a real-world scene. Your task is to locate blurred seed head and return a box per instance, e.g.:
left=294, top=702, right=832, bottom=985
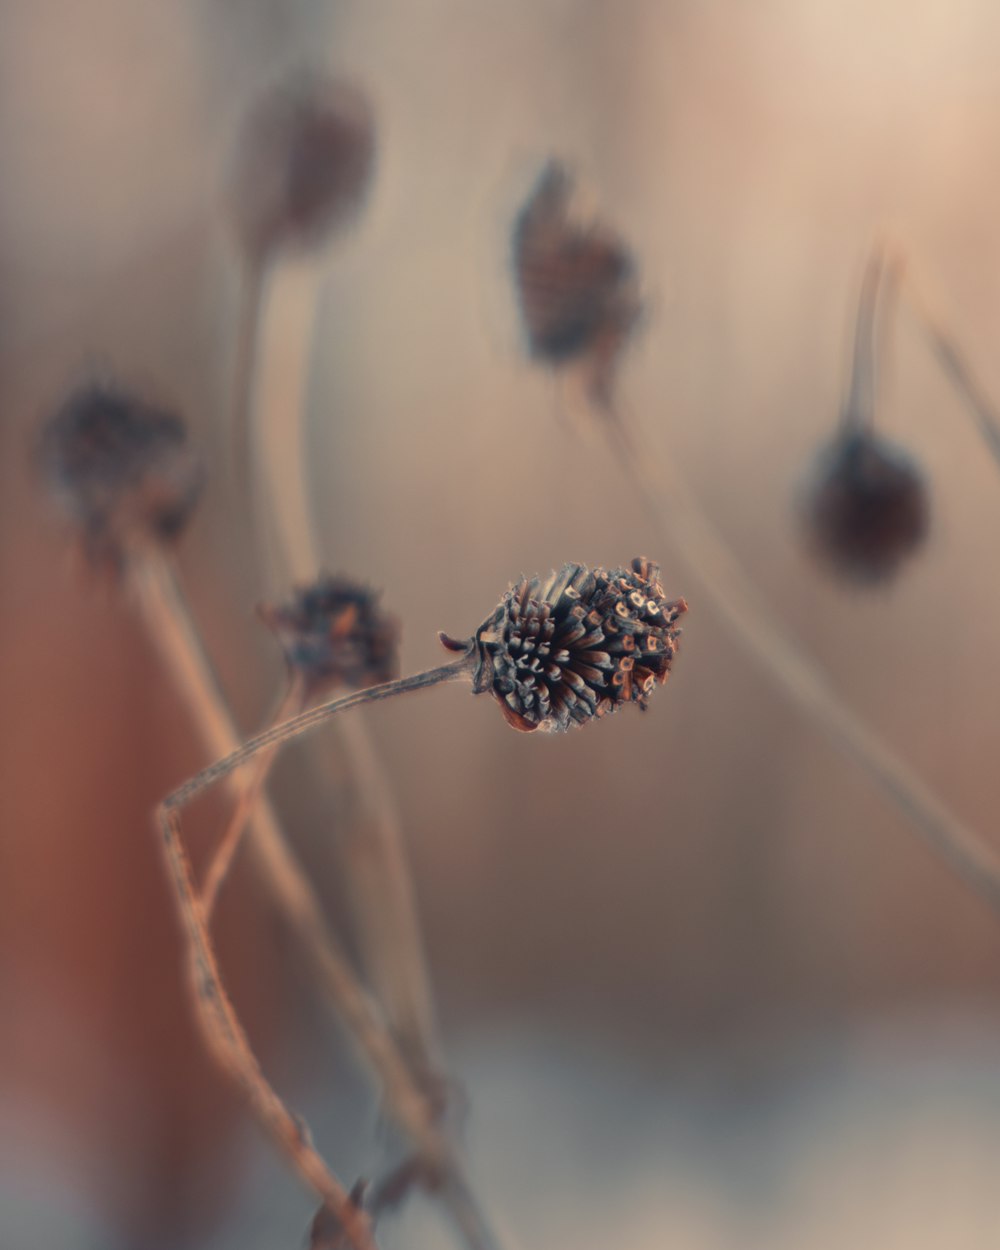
left=442, top=557, right=685, bottom=733
left=260, top=574, right=400, bottom=696
left=228, top=74, right=376, bottom=262
left=511, top=160, right=643, bottom=408
left=803, top=428, right=929, bottom=585
left=39, top=382, right=204, bottom=569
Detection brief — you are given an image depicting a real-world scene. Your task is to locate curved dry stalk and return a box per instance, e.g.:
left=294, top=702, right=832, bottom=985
left=134, top=553, right=498, bottom=1249
left=602, top=412, right=1000, bottom=914
left=132, top=552, right=373, bottom=1247
left=201, top=672, right=305, bottom=918
left=902, top=274, right=1000, bottom=472
left=842, top=244, right=887, bottom=429
left=230, top=256, right=266, bottom=504
left=250, top=262, right=443, bottom=1087
left=161, top=654, right=476, bottom=813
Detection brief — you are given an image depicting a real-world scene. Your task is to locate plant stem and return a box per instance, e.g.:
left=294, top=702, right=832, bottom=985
left=251, top=261, right=445, bottom=1082
left=842, top=244, right=884, bottom=430
left=902, top=277, right=1000, bottom=472
left=135, top=552, right=495, bottom=1247
left=604, top=414, right=1000, bottom=914
left=230, top=255, right=265, bottom=506
left=201, top=672, right=305, bottom=918
left=162, top=653, right=476, bottom=814
left=132, top=550, right=374, bottom=1247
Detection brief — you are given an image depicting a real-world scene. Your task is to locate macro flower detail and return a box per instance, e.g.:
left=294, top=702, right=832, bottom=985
left=511, top=160, right=642, bottom=406
left=39, top=382, right=204, bottom=567
left=803, top=428, right=929, bottom=584
left=260, top=574, right=400, bottom=695
left=446, top=557, right=686, bottom=732
left=228, top=74, right=376, bottom=261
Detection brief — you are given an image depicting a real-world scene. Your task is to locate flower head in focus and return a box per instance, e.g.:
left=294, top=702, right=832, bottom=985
left=443, top=557, right=686, bottom=732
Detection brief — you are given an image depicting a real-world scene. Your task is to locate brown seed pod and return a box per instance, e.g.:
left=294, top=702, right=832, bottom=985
left=228, top=74, right=376, bottom=262
left=803, top=428, right=929, bottom=585
left=260, top=574, right=400, bottom=696
left=511, top=161, right=642, bottom=407
left=39, top=382, right=204, bottom=568
left=442, top=557, right=686, bottom=732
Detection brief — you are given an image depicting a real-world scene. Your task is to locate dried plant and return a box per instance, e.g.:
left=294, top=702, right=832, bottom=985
left=803, top=248, right=929, bottom=584
left=227, top=74, right=375, bottom=265
left=510, top=167, right=1000, bottom=916
left=38, top=381, right=204, bottom=571
left=154, top=558, right=687, bottom=1243
left=36, top=382, right=505, bottom=1250
left=512, top=160, right=642, bottom=409
left=225, top=71, right=376, bottom=549
left=441, top=558, right=686, bottom=732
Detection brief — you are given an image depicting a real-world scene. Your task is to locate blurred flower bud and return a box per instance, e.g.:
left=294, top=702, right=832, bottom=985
left=511, top=160, right=642, bottom=407
left=39, top=382, right=204, bottom=568
left=803, top=428, right=929, bottom=585
left=228, top=74, right=375, bottom=262
left=442, top=557, right=686, bottom=732
left=260, top=574, right=400, bottom=696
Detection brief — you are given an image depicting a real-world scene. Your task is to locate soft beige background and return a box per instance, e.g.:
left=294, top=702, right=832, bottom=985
left=3, top=2, right=1000, bottom=1247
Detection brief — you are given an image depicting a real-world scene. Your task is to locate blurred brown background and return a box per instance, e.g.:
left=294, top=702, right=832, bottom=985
left=4, top=2, right=1000, bottom=1247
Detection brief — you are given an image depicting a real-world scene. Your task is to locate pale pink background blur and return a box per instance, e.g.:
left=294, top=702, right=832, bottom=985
left=3, top=3, right=1000, bottom=1248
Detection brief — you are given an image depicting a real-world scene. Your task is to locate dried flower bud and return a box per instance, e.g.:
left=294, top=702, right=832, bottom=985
left=442, top=557, right=685, bottom=732
left=39, top=382, right=204, bottom=568
left=260, top=574, right=400, bottom=695
left=803, top=428, right=929, bottom=585
left=511, top=160, right=642, bottom=407
left=228, top=75, right=375, bottom=261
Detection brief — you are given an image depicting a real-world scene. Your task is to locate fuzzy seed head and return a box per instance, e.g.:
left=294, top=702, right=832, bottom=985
left=39, top=383, right=204, bottom=568
left=804, top=428, right=929, bottom=585
left=457, top=557, right=686, bottom=733
left=260, top=574, right=400, bottom=695
left=228, top=75, right=375, bottom=261
left=511, top=161, right=642, bottom=407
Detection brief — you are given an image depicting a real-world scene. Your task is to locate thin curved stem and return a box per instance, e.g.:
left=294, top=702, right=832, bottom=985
left=201, top=672, right=306, bottom=918
left=132, top=551, right=374, bottom=1246
left=604, top=413, right=1000, bottom=915
left=158, top=799, right=376, bottom=1250
left=842, top=244, right=885, bottom=431
left=902, top=275, right=1000, bottom=473
left=136, top=552, right=495, bottom=1246
left=230, top=255, right=265, bottom=504
left=163, top=654, right=476, bottom=815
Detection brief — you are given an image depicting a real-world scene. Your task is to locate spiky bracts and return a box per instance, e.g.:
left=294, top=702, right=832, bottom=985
left=39, top=382, right=204, bottom=568
left=455, top=557, right=685, bottom=733
left=261, top=574, right=400, bottom=695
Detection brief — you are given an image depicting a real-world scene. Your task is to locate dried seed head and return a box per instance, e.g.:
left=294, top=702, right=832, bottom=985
left=228, top=74, right=375, bottom=261
left=443, top=557, right=685, bottom=732
left=511, top=160, right=642, bottom=407
left=260, top=574, right=400, bottom=695
left=39, top=382, right=204, bottom=568
left=803, top=428, right=929, bottom=585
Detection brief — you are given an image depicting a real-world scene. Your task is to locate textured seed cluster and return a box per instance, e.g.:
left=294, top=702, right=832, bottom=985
left=511, top=162, right=642, bottom=405
left=39, top=383, right=204, bottom=567
left=470, top=557, right=686, bottom=733
left=804, top=428, right=929, bottom=585
left=229, top=75, right=375, bottom=260
left=261, top=574, right=400, bottom=695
